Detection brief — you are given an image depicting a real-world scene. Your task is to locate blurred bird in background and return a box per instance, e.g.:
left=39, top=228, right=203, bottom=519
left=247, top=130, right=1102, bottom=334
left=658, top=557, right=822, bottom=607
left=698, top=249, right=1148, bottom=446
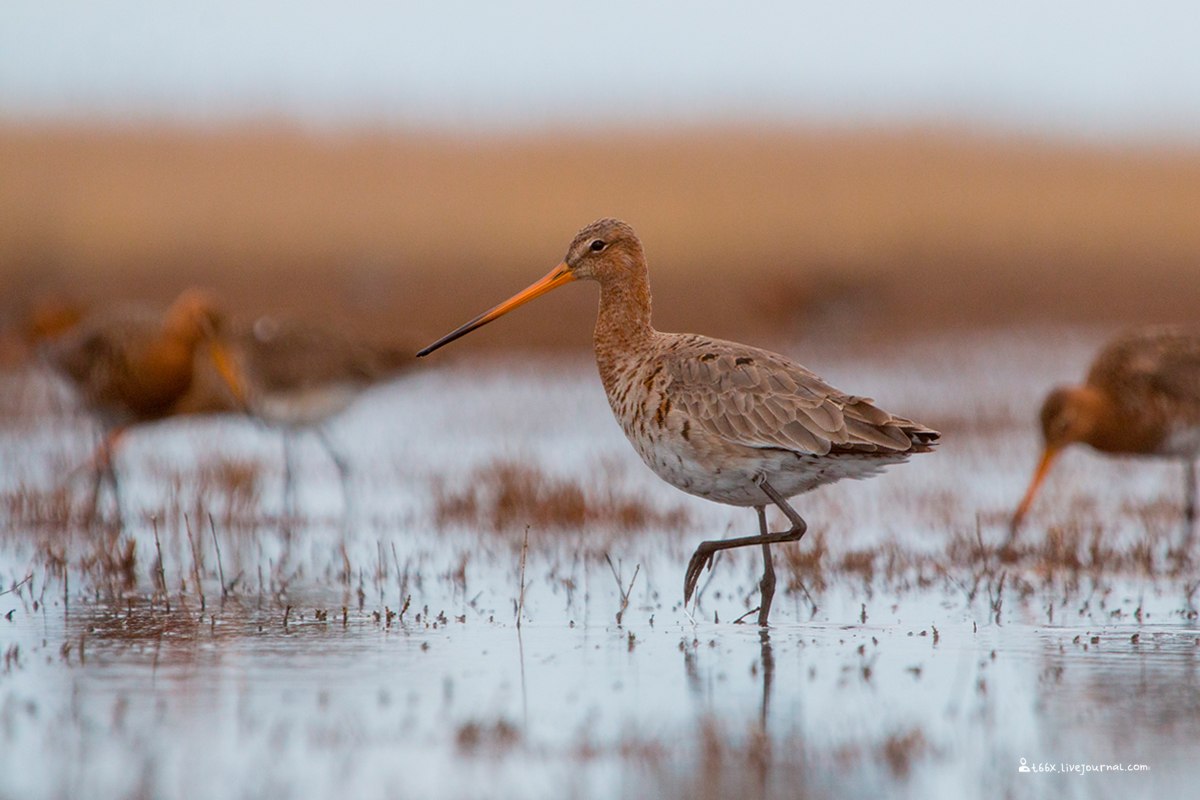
left=1011, top=325, right=1200, bottom=551
left=232, top=315, right=413, bottom=524
left=46, top=288, right=247, bottom=527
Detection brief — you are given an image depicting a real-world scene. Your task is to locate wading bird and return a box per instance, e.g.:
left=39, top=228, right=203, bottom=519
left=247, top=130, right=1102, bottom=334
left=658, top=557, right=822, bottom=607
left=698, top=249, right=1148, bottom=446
left=417, top=219, right=938, bottom=625
left=1011, top=326, right=1200, bottom=546
left=233, top=315, right=413, bottom=518
left=48, top=288, right=247, bottom=526
left=22, top=292, right=87, bottom=349
left=3, top=292, right=88, bottom=409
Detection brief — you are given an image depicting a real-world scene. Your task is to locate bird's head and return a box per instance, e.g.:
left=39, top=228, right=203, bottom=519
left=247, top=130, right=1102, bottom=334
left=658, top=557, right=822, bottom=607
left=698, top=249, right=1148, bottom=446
left=22, top=293, right=85, bottom=345
left=560, top=218, right=644, bottom=283
left=165, top=288, right=247, bottom=409
left=1038, top=385, right=1107, bottom=451
left=417, top=218, right=643, bottom=357
left=166, top=288, right=226, bottom=343
left=1010, top=385, right=1103, bottom=536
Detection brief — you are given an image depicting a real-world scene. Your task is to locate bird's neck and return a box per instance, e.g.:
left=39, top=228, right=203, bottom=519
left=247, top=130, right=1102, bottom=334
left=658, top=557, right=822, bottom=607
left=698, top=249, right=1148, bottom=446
left=593, top=270, right=655, bottom=390
left=162, top=313, right=204, bottom=350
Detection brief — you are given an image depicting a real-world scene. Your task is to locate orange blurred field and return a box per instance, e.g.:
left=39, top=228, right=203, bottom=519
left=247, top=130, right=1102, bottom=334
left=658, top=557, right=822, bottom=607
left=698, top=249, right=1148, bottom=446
left=3, top=123, right=1199, bottom=350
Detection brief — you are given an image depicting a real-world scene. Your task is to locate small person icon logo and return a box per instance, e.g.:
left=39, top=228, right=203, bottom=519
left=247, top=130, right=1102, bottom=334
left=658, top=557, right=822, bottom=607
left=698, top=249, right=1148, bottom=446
left=1018, top=758, right=1031, bottom=773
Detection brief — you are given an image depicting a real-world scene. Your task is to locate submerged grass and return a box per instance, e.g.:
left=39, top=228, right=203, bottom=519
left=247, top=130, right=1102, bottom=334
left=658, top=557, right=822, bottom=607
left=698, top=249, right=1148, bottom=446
left=431, top=458, right=691, bottom=536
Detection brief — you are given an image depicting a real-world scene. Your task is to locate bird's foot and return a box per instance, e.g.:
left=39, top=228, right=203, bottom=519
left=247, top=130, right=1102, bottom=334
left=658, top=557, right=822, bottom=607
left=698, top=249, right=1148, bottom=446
left=732, top=606, right=761, bottom=625
left=683, top=541, right=720, bottom=604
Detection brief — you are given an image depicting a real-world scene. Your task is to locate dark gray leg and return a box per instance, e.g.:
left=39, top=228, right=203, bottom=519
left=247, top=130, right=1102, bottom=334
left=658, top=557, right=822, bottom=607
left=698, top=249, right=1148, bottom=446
left=281, top=430, right=298, bottom=521
left=86, top=459, right=105, bottom=528
left=1184, top=459, right=1197, bottom=549
left=107, top=456, right=124, bottom=531
left=757, top=507, right=775, bottom=627
left=86, top=427, right=126, bottom=529
left=315, top=426, right=352, bottom=520
left=683, top=477, right=808, bottom=624
left=83, top=426, right=107, bottom=528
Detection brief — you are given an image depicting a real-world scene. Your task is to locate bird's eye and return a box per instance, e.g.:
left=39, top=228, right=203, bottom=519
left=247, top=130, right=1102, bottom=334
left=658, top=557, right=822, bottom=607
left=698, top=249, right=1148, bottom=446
left=590, top=239, right=606, bottom=252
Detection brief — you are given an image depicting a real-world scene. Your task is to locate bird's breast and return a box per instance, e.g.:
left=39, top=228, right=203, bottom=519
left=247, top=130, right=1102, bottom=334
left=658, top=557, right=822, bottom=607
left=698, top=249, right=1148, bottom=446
left=603, top=366, right=771, bottom=505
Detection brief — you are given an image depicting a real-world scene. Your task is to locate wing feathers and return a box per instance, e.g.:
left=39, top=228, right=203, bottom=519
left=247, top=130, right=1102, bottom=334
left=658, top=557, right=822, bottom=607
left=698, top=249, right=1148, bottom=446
left=662, top=335, right=938, bottom=457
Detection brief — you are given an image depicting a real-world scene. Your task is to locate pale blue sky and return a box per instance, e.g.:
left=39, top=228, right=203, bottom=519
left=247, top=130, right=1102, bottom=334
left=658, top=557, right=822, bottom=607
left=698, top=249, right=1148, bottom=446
left=1, top=1, right=1198, bottom=141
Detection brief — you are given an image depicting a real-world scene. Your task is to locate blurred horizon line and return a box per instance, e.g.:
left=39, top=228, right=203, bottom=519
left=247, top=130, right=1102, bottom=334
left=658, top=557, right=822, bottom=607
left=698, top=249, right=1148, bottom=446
left=4, top=114, right=1200, bottom=155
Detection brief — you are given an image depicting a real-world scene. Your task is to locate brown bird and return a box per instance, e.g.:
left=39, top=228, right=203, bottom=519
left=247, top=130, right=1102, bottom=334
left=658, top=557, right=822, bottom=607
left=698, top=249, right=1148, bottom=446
left=22, top=292, right=87, bottom=347
left=1, top=292, right=88, bottom=407
left=233, top=315, right=413, bottom=517
left=48, top=288, right=247, bottom=525
left=1011, top=326, right=1200, bottom=544
left=418, top=219, right=938, bottom=625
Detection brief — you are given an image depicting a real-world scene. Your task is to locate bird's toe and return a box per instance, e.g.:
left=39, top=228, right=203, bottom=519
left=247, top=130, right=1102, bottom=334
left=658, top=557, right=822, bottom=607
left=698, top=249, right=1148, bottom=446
left=683, top=544, right=717, bottom=603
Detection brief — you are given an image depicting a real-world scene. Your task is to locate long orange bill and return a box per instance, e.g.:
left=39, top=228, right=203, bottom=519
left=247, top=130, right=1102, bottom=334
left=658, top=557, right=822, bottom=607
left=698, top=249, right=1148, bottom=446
left=417, top=262, right=575, bottom=357
left=1009, top=446, right=1061, bottom=537
left=208, top=340, right=249, bottom=410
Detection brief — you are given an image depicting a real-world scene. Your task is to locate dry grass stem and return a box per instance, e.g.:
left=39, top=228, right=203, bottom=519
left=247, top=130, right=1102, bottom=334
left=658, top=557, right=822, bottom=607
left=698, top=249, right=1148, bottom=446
left=208, top=513, right=228, bottom=599
left=516, top=525, right=529, bottom=628
left=605, top=553, right=641, bottom=626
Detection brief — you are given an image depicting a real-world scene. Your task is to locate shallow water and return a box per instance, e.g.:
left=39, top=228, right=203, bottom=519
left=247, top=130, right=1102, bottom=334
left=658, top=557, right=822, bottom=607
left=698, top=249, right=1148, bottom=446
left=2, top=326, right=1199, bottom=799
